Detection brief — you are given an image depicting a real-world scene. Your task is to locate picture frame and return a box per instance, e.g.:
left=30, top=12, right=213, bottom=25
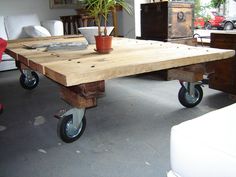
left=49, top=0, right=83, bottom=9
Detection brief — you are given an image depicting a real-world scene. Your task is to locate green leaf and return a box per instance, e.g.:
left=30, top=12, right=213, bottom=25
left=81, top=0, right=133, bottom=36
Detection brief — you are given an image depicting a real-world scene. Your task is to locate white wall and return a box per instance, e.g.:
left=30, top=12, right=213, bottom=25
left=121, top=0, right=135, bottom=38
left=120, top=0, right=149, bottom=39
left=0, top=0, right=76, bottom=21
left=135, top=0, right=149, bottom=37
left=0, top=0, right=141, bottom=39
left=227, top=0, right=236, bottom=17
left=0, top=0, right=131, bottom=38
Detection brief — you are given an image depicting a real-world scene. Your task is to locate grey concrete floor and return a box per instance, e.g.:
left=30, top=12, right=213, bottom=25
left=0, top=70, right=234, bottom=177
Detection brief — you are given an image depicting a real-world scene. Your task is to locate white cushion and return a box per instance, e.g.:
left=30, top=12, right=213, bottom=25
left=41, top=20, right=64, bottom=36
left=0, top=16, right=8, bottom=40
left=5, top=14, right=40, bottom=40
left=169, top=103, right=236, bottom=177
left=23, top=25, right=51, bottom=37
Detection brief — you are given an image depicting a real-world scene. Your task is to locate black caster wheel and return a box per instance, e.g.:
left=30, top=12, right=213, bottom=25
left=19, top=71, right=39, bottom=90
left=178, top=85, right=203, bottom=108
left=58, top=114, right=86, bottom=143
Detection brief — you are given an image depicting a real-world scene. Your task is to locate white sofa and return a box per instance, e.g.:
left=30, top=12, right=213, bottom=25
left=167, top=103, right=236, bottom=177
left=0, top=14, right=63, bottom=71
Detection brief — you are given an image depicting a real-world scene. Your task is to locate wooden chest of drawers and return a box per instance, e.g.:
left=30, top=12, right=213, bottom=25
left=141, top=1, right=194, bottom=41
left=207, top=33, right=236, bottom=94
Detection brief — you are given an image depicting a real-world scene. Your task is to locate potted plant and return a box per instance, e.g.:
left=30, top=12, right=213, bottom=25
left=81, top=0, right=132, bottom=54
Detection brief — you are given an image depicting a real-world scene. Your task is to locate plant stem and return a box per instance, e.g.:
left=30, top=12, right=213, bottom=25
left=97, top=14, right=101, bottom=36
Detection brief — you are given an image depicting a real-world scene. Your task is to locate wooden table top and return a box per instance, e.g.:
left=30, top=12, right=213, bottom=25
left=6, top=35, right=235, bottom=87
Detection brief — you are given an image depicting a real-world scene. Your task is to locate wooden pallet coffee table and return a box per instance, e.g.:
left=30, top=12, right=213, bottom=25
left=5, top=35, right=235, bottom=143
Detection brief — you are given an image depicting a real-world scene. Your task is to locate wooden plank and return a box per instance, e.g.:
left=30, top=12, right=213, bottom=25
left=21, top=40, right=181, bottom=74
left=27, top=48, right=95, bottom=74
left=44, top=45, right=234, bottom=86
left=7, top=35, right=80, bottom=43
left=6, top=35, right=83, bottom=47
left=6, top=37, right=235, bottom=87
left=4, top=48, right=17, bottom=59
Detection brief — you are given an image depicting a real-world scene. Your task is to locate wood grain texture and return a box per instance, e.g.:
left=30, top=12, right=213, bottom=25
left=141, top=1, right=194, bottom=41
left=6, top=36, right=235, bottom=87
left=168, top=64, right=205, bottom=82
left=60, top=85, right=97, bottom=108
left=208, top=33, right=236, bottom=94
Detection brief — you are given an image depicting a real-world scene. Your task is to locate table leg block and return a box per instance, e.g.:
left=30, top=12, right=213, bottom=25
left=59, top=80, right=105, bottom=108
left=60, top=86, right=97, bottom=108
left=167, top=64, right=205, bottom=82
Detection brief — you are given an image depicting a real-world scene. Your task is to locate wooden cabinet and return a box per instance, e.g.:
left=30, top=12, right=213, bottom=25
left=141, top=1, right=194, bottom=41
left=207, top=33, right=236, bottom=94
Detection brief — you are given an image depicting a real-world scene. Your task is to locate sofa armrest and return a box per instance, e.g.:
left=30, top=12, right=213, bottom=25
left=41, top=20, right=64, bottom=36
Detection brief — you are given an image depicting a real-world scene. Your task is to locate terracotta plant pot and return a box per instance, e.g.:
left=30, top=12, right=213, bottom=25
left=95, top=35, right=113, bottom=54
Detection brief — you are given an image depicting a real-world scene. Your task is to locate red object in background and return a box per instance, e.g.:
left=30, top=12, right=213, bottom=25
left=194, top=17, right=205, bottom=29
left=204, top=11, right=225, bottom=29
left=0, top=38, right=7, bottom=61
left=0, top=38, right=7, bottom=113
left=208, top=11, right=225, bottom=28
left=194, top=11, right=225, bottom=30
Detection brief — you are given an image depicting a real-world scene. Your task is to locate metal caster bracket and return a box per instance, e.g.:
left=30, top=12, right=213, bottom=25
left=180, top=81, right=201, bottom=97
left=178, top=81, right=203, bottom=108
left=19, top=69, right=39, bottom=90
left=22, top=69, right=34, bottom=79
left=56, top=107, right=86, bottom=143
left=56, top=108, right=85, bottom=128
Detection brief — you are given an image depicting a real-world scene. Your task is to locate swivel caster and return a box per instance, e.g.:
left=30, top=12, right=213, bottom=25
left=178, top=82, right=203, bottom=108
left=19, top=70, right=39, bottom=90
left=57, top=108, right=86, bottom=143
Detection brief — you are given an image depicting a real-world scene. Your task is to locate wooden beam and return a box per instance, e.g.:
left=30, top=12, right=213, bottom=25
left=167, top=64, right=205, bottom=82
left=60, top=86, right=96, bottom=108
left=59, top=80, right=105, bottom=108
left=68, top=80, right=105, bottom=99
